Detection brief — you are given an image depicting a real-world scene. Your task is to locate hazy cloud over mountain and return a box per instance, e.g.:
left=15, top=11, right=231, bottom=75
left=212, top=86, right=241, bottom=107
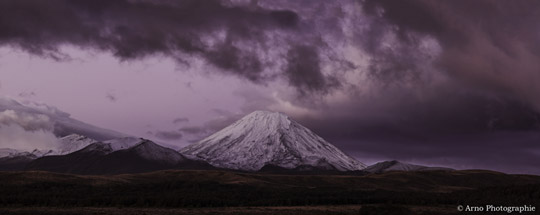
left=0, top=109, right=54, bottom=132
left=0, top=107, right=59, bottom=151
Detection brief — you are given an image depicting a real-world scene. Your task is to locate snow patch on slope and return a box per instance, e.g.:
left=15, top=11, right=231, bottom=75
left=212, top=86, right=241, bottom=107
left=76, top=137, right=142, bottom=155
left=0, top=148, right=53, bottom=159
left=0, top=148, right=31, bottom=158
left=57, top=134, right=97, bottom=155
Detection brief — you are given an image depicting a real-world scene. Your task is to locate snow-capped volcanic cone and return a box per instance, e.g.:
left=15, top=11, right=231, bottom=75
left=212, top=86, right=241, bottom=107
left=180, top=111, right=366, bottom=171
left=0, top=149, right=37, bottom=171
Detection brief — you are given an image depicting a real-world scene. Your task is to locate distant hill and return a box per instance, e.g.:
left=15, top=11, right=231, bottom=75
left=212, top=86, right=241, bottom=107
left=364, top=160, right=453, bottom=173
left=26, top=138, right=214, bottom=174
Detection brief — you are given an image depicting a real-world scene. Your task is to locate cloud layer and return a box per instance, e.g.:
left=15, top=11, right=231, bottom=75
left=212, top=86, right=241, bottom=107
left=363, top=0, right=540, bottom=111
left=0, top=109, right=54, bottom=131
left=0, top=0, right=334, bottom=94
left=5, top=0, right=538, bottom=114
left=0, top=109, right=59, bottom=151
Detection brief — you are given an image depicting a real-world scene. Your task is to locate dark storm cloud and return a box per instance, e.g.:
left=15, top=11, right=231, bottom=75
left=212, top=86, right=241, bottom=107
left=289, top=78, right=540, bottom=174
left=203, top=41, right=264, bottom=82
left=285, top=45, right=340, bottom=95
left=154, top=130, right=183, bottom=141
left=277, top=0, right=540, bottom=174
left=0, top=0, right=342, bottom=94
left=363, top=0, right=540, bottom=110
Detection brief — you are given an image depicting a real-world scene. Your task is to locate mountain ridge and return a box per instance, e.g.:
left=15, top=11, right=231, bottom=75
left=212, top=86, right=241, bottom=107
left=364, top=160, right=453, bottom=173
left=26, top=137, right=214, bottom=174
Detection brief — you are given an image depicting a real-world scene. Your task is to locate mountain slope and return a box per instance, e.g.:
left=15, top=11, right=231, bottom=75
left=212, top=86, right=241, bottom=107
left=0, top=148, right=61, bottom=171
left=181, top=111, right=365, bottom=171
left=0, top=148, right=29, bottom=158
left=364, top=160, right=453, bottom=173
left=27, top=138, right=213, bottom=174
left=0, top=149, right=37, bottom=171
left=55, top=134, right=97, bottom=155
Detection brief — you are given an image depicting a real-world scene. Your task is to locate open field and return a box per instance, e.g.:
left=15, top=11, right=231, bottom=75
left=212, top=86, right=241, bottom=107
left=0, top=170, right=538, bottom=214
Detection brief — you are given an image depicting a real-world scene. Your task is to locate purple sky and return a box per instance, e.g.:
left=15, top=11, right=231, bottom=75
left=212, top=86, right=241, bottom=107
left=0, top=0, right=539, bottom=174
left=0, top=46, right=254, bottom=144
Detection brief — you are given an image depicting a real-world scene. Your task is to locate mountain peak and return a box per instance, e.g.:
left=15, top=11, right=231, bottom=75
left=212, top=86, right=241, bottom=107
left=239, top=110, right=292, bottom=129
left=103, top=137, right=144, bottom=151
left=129, top=140, right=187, bottom=165
left=181, top=111, right=365, bottom=171
left=76, top=137, right=142, bottom=155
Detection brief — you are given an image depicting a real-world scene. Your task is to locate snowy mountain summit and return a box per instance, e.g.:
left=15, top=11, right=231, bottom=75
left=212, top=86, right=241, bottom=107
left=180, top=110, right=366, bottom=171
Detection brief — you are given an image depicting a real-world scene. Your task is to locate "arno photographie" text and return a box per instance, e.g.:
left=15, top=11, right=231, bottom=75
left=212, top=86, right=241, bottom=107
left=459, top=205, right=536, bottom=213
